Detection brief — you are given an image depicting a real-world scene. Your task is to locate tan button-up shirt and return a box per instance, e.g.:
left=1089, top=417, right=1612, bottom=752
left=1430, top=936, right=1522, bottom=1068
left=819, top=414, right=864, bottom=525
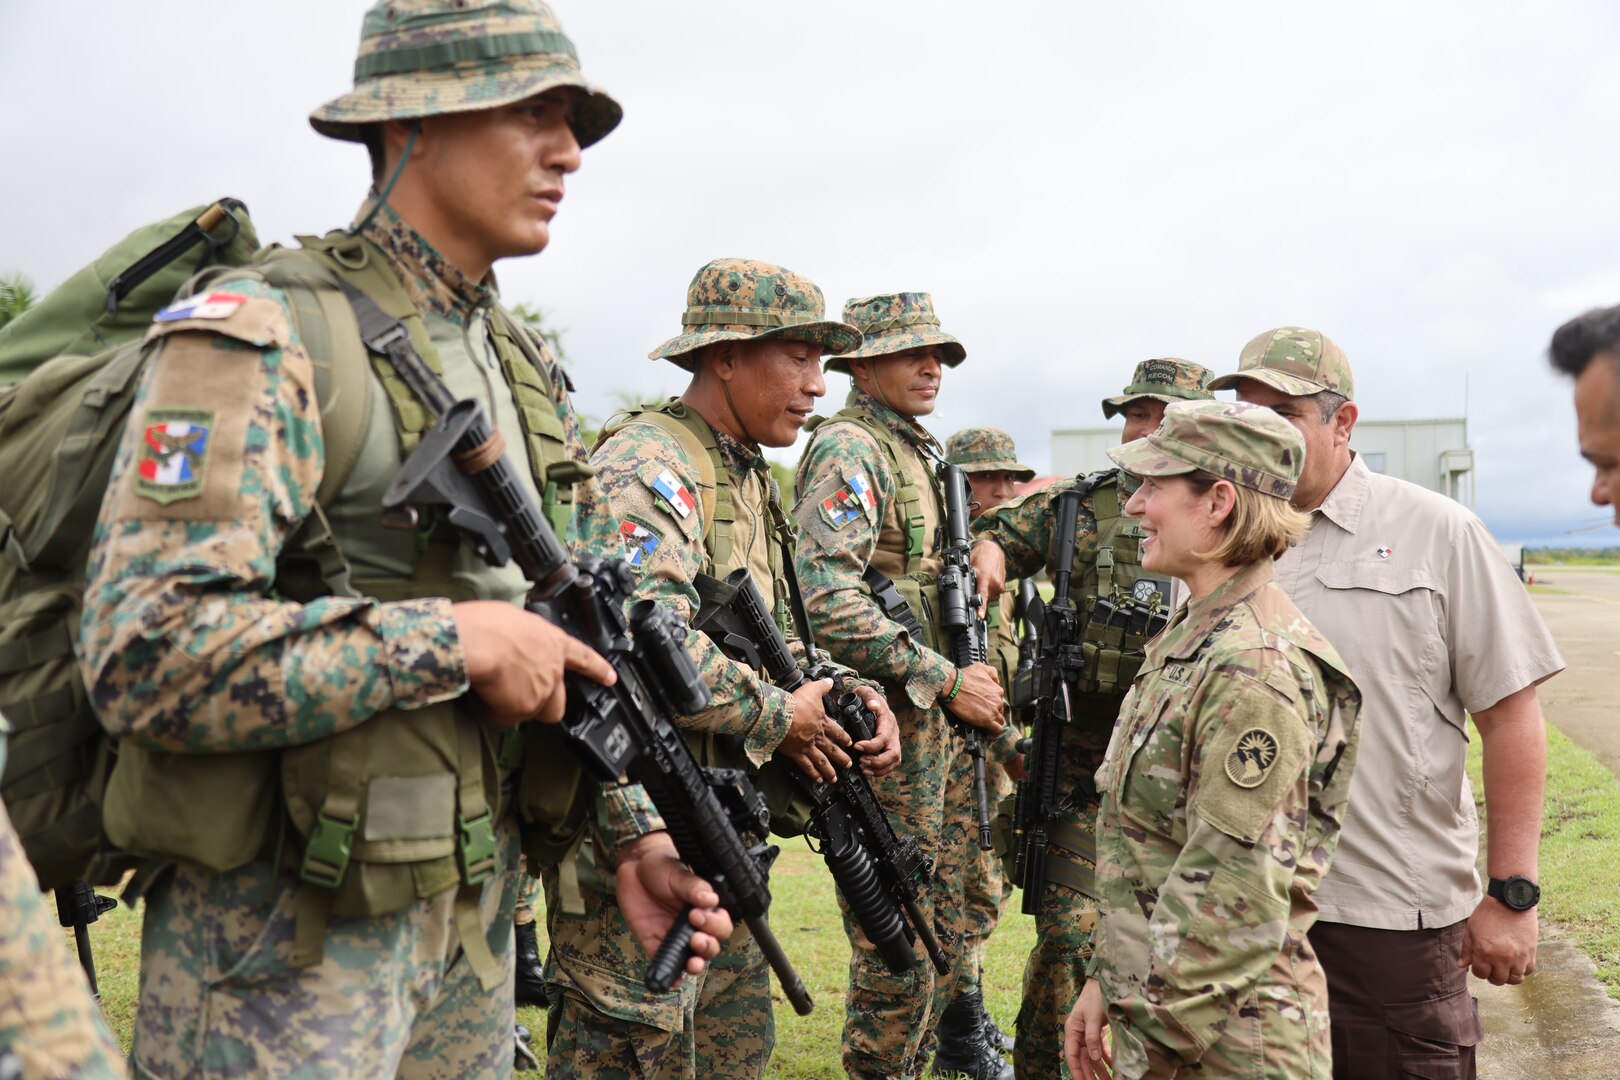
left=1273, top=454, right=1564, bottom=931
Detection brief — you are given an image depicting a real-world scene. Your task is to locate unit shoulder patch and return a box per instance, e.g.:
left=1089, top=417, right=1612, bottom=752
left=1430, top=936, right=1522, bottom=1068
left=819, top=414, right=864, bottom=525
left=134, top=407, right=216, bottom=505
left=618, top=514, right=664, bottom=569
left=819, top=471, right=879, bottom=529
left=1223, top=728, right=1280, bottom=788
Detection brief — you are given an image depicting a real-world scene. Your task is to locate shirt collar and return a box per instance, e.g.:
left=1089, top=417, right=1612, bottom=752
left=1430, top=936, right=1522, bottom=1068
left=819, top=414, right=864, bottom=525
left=846, top=386, right=943, bottom=457
left=712, top=425, right=769, bottom=484
left=1152, top=558, right=1276, bottom=663
left=1314, top=452, right=1371, bottom=534
left=357, top=197, right=493, bottom=324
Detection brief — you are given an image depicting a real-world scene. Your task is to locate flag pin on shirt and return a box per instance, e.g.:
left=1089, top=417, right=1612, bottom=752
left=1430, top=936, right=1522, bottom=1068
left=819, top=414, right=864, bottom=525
left=1377, top=546, right=1393, bottom=559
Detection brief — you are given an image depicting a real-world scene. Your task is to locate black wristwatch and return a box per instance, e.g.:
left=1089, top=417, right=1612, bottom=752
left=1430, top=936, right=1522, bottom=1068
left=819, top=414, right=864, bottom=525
left=1487, top=875, right=1541, bottom=912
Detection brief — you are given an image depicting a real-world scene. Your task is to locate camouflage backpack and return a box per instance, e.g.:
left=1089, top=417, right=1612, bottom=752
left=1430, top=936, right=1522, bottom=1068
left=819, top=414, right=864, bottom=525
left=0, top=200, right=375, bottom=890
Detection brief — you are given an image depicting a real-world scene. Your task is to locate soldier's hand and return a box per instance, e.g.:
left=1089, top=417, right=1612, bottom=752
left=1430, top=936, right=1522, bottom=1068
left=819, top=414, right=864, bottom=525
left=1460, top=896, right=1538, bottom=986
left=453, top=601, right=616, bottom=727
left=971, top=539, right=1007, bottom=613
left=615, top=831, right=735, bottom=981
left=945, top=663, right=1005, bottom=735
left=1064, top=981, right=1114, bottom=1079
left=780, top=679, right=852, bottom=783
left=852, top=686, right=901, bottom=777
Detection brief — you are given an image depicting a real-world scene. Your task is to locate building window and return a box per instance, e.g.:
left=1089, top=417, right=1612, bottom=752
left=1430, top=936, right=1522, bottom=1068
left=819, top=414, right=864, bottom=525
left=1363, top=452, right=1387, bottom=474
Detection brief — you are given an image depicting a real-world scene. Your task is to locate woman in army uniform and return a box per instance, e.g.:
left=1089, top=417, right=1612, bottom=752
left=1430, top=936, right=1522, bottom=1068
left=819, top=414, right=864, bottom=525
left=1064, top=401, right=1362, bottom=1080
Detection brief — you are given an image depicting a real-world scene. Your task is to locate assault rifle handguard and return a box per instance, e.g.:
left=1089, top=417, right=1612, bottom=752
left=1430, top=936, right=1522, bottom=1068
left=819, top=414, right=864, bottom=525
left=355, top=284, right=812, bottom=1014
left=937, top=462, right=995, bottom=851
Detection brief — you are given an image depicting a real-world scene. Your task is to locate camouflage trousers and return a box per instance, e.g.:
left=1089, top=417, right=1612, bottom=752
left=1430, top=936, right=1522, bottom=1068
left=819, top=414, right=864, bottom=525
left=515, top=870, right=543, bottom=928
left=945, top=742, right=1015, bottom=1000
left=543, top=854, right=774, bottom=1079
left=129, top=816, right=522, bottom=1079
left=839, top=702, right=967, bottom=1080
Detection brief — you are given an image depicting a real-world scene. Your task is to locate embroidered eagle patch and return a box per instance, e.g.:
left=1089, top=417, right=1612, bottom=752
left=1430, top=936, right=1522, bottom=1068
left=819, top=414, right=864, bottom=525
left=1224, top=728, right=1280, bottom=789
left=134, top=408, right=215, bottom=504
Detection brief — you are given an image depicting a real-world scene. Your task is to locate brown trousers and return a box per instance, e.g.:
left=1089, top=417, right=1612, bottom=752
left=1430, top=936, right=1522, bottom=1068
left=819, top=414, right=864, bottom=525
left=1310, top=919, right=1485, bottom=1080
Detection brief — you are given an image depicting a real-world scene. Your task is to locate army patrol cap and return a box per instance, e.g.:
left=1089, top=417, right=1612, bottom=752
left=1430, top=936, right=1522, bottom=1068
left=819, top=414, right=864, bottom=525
left=1101, top=358, right=1216, bottom=418
left=825, top=293, right=966, bottom=375
left=946, top=428, right=1035, bottom=481
left=1108, top=400, right=1305, bottom=500
left=1208, top=326, right=1355, bottom=400
left=648, top=258, right=863, bottom=371
left=311, top=0, right=622, bottom=149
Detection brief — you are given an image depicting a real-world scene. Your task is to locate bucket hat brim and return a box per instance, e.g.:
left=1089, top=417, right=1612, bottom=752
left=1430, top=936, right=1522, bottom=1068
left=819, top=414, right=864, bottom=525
left=1101, top=391, right=1182, bottom=419
left=825, top=328, right=966, bottom=374
left=649, top=320, right=864, bottom=370
left=310, top=62, right=623, bottom=148
left=960, top=459, right=1037, bottom=481
left=1206, top=368, right=1331, bottom=398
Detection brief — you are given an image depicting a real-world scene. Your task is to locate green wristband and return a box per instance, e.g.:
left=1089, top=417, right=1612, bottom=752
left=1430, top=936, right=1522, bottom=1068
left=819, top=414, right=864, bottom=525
left=943, top=669, right=964, bottom=704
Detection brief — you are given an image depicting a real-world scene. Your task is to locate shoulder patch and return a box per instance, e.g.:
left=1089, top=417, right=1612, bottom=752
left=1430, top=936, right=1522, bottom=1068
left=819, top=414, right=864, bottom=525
left=649, top=469, right=696, bottom=519
left=820, top=471, right=879, bottom=529
left=1223, top=728, right=1280, bottom=788
left=134, top=408, right=216, bottom=505
left=145, top=294, right=290, bottom=349
left=154, top=291, right=246, bottom=322
left=618, top=515, right=663, bottom=568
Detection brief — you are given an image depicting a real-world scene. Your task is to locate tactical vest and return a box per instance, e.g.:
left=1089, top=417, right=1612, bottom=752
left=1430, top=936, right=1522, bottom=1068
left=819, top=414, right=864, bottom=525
left=100, top=231, right=580, bottom=988
left=809, top=406, right=946, bottom=652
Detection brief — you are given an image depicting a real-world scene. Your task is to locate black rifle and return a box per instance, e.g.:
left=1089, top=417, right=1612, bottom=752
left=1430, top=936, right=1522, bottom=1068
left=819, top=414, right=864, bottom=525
left=54, top=881, right=116, bottom=999
left=1007, top=578, right=1041, bottom=722
left=359, top=287, right=812, bottom=1015
left=1010, top=483, right=1092, bottom=916
left=936, top=462, right=994, bottom=851
left=696, top=566, right=949, bottom=977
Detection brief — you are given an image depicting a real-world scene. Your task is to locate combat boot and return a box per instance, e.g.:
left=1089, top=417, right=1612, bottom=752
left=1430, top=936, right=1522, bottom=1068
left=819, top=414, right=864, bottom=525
left=514, top=919, right=548, bottom=1008
left=985, top=1010, right=1016, bottom=1054
left=930, top=992, right=1015, bottom=1080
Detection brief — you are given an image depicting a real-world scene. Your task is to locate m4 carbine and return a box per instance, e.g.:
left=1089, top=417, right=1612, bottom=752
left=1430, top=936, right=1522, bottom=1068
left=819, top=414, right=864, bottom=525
left=696, top=566, right=949, bottom=977
left=355, top=285, right=812, bottom=1014
left=937, top=462, right=994, bottom=851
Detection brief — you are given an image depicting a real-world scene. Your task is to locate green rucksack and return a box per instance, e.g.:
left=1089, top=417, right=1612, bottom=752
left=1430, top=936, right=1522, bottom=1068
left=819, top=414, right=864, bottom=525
left=0, top=200, right=373, bottom=890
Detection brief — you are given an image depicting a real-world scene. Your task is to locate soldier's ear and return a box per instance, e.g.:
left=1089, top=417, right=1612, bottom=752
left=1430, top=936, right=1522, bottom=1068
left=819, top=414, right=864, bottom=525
left=1331, top=400, right=1359, bottom=447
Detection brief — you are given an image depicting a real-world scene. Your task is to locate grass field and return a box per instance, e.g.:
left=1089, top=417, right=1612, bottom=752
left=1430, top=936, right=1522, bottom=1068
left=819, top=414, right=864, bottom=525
left=72, top=717, right=1620, bottom=1067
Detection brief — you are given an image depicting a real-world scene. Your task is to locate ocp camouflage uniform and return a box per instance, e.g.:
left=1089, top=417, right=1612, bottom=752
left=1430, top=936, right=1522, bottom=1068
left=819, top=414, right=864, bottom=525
left=970, top=358, right=1213, bottom=1079
left=76, top=7, right=660, bottom=1075
left=1093, top=401, right=1362, bottom=1077
left=793, top=292, right=971, bottom=1079
left=0, top=713, right=125, bottom=1080
left=543, top=258, right=861, bottom=1079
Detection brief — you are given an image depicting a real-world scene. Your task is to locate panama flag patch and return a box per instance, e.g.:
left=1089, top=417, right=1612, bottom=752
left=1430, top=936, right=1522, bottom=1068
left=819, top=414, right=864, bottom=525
left=134, top=407, right=215, bottom=504
left=650, top=470, right=696, bottom=519
left=154, top=291, right=247, bottom=323
left=618, top=518, right=661, bottom=567
left=820, top=471, right=878, bottom=529
left=847, top=472, right=878, bottom=517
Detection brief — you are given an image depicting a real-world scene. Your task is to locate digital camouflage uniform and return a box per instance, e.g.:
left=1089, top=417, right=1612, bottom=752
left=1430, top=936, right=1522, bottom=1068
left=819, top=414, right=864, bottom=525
left=1092, top=401, right=1363, bottom=1078
left=0, top=713, right=125, bottom=1080
left=76, top=6, right=661, bottom=1076
left=543, top=258, right=860, bottom=1079
left=970, top=359, right=1213, bottom=1079
left=794, top=293, right=973, bottom=1080
left=942, top=428, right=1033, bottom=1015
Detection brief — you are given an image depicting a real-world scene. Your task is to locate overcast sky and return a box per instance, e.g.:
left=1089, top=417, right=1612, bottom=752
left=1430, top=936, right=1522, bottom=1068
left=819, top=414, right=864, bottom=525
left=5, top=1, right=1617, bottom=545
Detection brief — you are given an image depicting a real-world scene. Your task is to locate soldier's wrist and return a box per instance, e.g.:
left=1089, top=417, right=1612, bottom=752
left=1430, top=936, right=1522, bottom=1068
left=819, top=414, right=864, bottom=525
left=943, top=669, right=964, bottom=704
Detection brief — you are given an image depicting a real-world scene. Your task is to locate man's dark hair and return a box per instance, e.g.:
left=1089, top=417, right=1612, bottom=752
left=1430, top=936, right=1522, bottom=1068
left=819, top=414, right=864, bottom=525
left=1549, top=305, right=1620, bottom=380
left=1306, top=388, right=1348, bottom=423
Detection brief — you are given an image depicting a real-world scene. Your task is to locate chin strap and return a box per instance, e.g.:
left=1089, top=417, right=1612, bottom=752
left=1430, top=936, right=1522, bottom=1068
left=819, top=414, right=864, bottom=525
left=349, top=121, right=420, bottom=237
left=720, top=378, right=764, bottom=449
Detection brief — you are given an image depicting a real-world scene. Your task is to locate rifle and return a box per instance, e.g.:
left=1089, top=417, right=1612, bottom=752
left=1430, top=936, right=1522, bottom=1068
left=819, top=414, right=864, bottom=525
left=695, top=566, right=949, bottom=977
left=1010, top=483, right=1090, bottom=916
left=54, top=881, right=116, bottom=999
left=936, top=462, right=994, bottom=851
left=360, top=286, right=812, bottom=1015
left=1007, top=578, right=1041, bottom=722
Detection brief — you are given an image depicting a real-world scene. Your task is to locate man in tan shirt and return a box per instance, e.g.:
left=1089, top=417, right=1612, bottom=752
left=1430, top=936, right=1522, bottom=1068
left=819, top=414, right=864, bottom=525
left=1210, top=327, right=1564, bottom=1080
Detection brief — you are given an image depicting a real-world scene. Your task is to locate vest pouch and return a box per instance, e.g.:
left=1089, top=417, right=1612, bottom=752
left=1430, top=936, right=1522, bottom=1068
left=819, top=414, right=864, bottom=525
left=281, top=699, right=498, bottom=918
left=890, top=573, right=941, bottom=655
left=103, top=743, right=279, bottom=872
left=754, top=756, right=816, bottom=838
left=517, top=722, right=591, bottom=871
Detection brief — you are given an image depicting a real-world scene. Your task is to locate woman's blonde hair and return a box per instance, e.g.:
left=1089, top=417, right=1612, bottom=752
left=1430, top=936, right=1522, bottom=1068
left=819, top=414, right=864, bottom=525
left=1184, top=470, right=1310, bottom=567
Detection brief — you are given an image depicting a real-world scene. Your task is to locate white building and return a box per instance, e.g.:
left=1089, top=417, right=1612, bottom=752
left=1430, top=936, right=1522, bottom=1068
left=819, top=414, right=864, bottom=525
left=1052, top=417, right=1475, bottom=505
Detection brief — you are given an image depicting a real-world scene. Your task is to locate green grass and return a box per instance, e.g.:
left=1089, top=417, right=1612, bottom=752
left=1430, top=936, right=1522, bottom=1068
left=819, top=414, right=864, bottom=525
left=79, top=845, right=1035, bottom=1073
left=1467, top=722, right=1620, bottom=1000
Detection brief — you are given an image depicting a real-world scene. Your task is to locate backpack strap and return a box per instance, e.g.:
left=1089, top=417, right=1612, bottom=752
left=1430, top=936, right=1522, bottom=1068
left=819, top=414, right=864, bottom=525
left=827, top=408, right=935, bottom=576
left=598, top=402, right=731, bottom=569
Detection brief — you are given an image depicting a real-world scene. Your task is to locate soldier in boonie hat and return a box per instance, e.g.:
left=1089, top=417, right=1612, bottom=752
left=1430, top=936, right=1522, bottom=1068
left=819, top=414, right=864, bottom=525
left=649, top=258, right=861, bottom=372
left=947, top=427, right=1036, bottom=518
left=310, top=0, right=622, bottom=148
left=1108, top=399, right=1306, bottom=501
left=1207, top=326, right=1354, bottom=399
left=1101, top=358, right=1215, bottom=418
left=825, top=292, right=966, bottom=375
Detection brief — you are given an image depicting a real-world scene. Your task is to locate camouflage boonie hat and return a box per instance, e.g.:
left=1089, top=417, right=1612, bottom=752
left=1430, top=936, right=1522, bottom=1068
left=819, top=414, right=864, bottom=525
left=945, top=428, right=1035, bottom=481
left=310, top=0, right=622, bottom=148
left=1208, top=326, right=1355, bottom=399
left=648, top=258, right=862, bottom=371
left=1101, top=358, right=1215, bottom=418
left=824, top=293, right=966, bottom=374
left=1108, top=400, right=1305, bottom=500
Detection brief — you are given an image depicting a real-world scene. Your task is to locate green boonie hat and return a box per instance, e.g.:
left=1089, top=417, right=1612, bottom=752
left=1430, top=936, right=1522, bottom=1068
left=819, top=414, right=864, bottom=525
left=648, top=258, right=863, bottom=371
left=825, top=292, right=966, bottom=375
left=945, top=428, right=1036, bottom=481
left=1101, top=358, right=1215, bottom=419
left=1208, top=326, right=1355, bottom=399
left=1108, top=400, right=1305, bottom=501
left=310, top=0, right=622, bottom=149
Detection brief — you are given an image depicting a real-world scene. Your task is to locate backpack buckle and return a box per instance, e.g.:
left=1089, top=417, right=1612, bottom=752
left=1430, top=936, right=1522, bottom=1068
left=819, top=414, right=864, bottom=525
left=300, top=811, right=359, bottom=889
left=457, top=811, right=498, bottom=887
